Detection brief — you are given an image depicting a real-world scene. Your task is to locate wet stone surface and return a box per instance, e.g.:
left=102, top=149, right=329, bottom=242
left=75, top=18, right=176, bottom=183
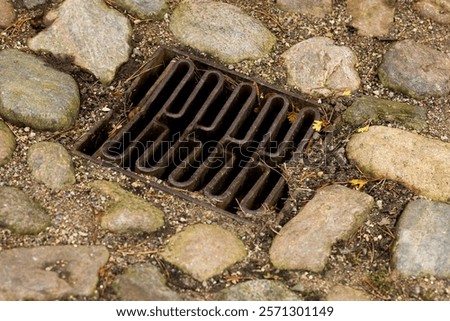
left=0, top=49, right=80, bottom=131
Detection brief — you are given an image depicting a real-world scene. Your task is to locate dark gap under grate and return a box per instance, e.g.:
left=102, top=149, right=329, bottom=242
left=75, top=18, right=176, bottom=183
left=74, top=47, right=321, bottom=219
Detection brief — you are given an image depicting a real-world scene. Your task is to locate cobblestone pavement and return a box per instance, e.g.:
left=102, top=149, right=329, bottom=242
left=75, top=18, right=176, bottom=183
left=0, top=0, right=449, bottom=301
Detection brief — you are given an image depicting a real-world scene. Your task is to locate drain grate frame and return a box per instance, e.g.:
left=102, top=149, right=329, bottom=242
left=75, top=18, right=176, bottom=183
left=73, top=46, right=321, bottom=220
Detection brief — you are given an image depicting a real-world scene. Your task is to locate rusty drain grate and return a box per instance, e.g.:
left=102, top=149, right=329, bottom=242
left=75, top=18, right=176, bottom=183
left=74, top=47, right=320, bottom=219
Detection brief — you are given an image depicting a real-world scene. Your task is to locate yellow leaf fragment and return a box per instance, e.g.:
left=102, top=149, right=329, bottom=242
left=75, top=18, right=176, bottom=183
left=224, top=274, right=241, bottom=284
left=357, top=125, right=370, bottom=133
left=287, top=111, right=297, bottom=124
left=342, top=89, right=352, bottom=96
left=263, top=273, right=280, bottom=280
left=312, top=120, right=323, bottom=132
left=349, top=179, right=368, bottom=190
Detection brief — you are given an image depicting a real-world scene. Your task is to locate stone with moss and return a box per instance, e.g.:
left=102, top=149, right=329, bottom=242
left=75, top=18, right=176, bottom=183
left=0, top=49, right=80, bottom=131
left=90, top=180, right=165, bottom=233
left=378, top=40, right=450, bottom=98
left=342, top=96, right=427, bottom=130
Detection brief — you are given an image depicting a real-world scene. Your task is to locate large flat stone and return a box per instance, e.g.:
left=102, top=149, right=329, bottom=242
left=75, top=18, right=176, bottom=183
left=347, top=0, right=395, bottom=37
left=170, top=0, right=275, bottom=64
left=276, top=0, right=332, bottom=17
left=325, top=284, right=371, bottom=301
left=414, top=0, right=450, bottom=25
left=28, top=142, right=76, bottom=190
left=113, top=264, right=180, bottom=300
left=0, top=246, right=109, bottom=300
left=217, top=280, right=298, bottom=301
left=112, top=0, right=168, bottom=19
left=23, top=0, right=46, bottom=9
left=269, top=185, right=373, bottom=272
left=28, top=0, right=132, bottom=85
left=346, top=126, right=450, bottom=202
left=0, top=0, right=16, bottom=28
left=378, top=40, right=450, bottom=98
left=392, top=200, right=450, bottom=277
left=0, top=121, right=15, bottom=166
left=282, top=37, right=361, bottom=97
left=0, top=49, right=80, bottom=131
left=0, top=186, right=51, bottom=234
left=160, top=224, right=247, bottom=281
left=342, top=96, right=427, bottom=130
left=90, top=180, right=165, bottom=234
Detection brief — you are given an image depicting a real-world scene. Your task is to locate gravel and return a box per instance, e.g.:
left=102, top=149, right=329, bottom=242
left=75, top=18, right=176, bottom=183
left=0, top=0, right=449, bottom=300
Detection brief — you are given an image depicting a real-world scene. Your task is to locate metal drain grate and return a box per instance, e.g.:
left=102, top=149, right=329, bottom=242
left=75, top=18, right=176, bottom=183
left=74, top=47, right=320, bottom=218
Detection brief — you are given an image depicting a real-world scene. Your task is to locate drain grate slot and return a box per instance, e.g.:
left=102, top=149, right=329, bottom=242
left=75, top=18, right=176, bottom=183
left=74, top=47, right=321, bottom=218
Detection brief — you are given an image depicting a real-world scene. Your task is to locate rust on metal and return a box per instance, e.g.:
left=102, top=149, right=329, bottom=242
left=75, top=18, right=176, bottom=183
left=74, top=47, right=320, bottom=219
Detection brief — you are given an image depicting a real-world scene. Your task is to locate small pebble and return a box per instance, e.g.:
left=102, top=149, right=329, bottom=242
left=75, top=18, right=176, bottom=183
left=376, top=200, right=383, bottom=209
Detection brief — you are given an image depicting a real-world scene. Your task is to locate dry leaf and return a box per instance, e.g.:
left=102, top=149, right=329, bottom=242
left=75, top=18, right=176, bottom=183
left=128, top=106, right=141, bottom=120
left=263, top=273, right=280, bottom=280
left=378, top=217, right=391, bottom=226
left=287, top=111, right=297, bottom=124
left=312, top=120, right=323, bottom=131
left=342, top=89, right=352, bottom=96
left=357, top=125, right=370, bottom=133
left=349, top=179, right=368, bottom=190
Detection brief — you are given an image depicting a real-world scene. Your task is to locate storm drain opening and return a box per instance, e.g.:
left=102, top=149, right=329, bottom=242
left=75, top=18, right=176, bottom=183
left=74, top=47, right=321, bottom=219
